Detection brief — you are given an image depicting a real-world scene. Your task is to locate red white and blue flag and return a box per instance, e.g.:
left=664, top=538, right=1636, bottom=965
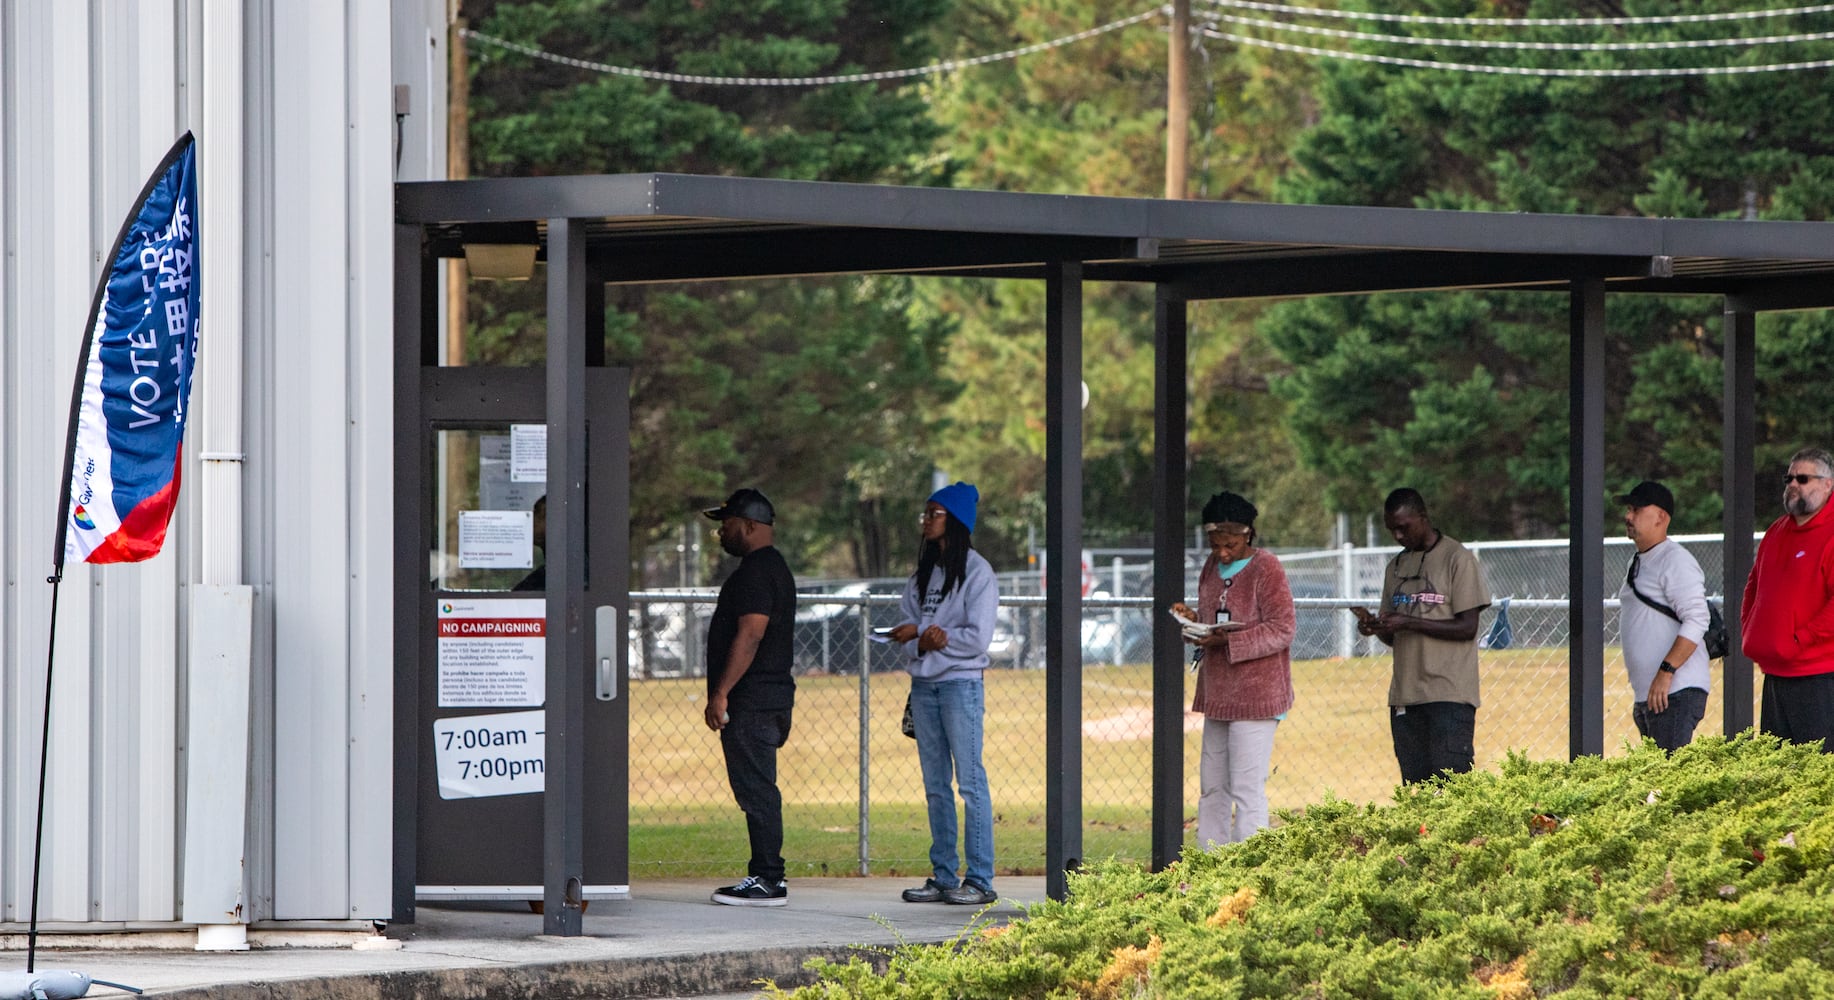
left=55, top=133, right=200, bottom=569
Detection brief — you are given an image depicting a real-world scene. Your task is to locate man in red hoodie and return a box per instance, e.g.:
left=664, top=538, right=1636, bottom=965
left=1741, top=446, right=1834, bottom=751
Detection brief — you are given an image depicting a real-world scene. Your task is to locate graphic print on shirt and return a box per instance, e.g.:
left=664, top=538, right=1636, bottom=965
left=1390, top=545, right=1449, bottom=613
left=922, top=580, right=945, bottom=618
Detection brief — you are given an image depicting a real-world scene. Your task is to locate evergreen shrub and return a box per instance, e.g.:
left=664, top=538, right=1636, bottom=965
left=775, top=734, right=1834, bottom=999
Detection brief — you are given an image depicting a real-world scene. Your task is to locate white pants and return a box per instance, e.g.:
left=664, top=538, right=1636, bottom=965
left=1197, top=717, right=1279, bottom=849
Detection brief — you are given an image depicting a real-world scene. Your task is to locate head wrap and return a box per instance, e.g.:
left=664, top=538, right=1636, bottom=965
left=1200, top=491, right=1257, bottom=531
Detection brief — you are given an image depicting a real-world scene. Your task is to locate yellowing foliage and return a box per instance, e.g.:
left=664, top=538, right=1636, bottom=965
left=1206, top=886, right=1258, bottom=927
left=1087, top=934, right=1161, bottom=1000
left=1475, top=954, right=1533, bottom=1000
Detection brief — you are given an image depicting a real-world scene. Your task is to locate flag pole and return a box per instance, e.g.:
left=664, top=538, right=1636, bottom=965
left=26, top=131, right=195, bottom=985
left=27, top=578, right=63, bottom=974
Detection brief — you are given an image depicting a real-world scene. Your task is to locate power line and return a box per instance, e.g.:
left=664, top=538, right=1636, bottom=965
left=462, top=9, right=1163, bottom=88
left=1202, top=27, right=1834, bottom=75
left=1206, top=11, right=1834, bottom=52
left=1203, top=0, right=1834, bottom=29
left=464, top=3, right=1833, bottom=92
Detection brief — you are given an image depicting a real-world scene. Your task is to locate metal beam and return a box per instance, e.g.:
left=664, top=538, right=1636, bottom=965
left=1721, top=306, right=1757, bottom=734
left=1726, top=279, right=1834, bottom=313
left=544, top=218, right=588, bottom=935
left=1151, top=290, right=1188, bottom=871
left=1146, top=252, right=1656, bottom=301
left=391, top=224, right=431, bottom=924
left=1568, top=280, right=1606, bottom=759
left=1043, top=261, right=1084, bottom=901
left=584, top=231, right=1147, bottom=285
left=399, top=173, right=1834, bottom=300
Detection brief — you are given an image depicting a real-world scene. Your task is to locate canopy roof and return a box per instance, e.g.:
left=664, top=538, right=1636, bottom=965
left=398, top=172, right=1834, bottom=307
left=394, top=170, right=1828, bottom=908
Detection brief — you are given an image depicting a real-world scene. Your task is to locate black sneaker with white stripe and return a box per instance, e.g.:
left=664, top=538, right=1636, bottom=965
left=710, top=875, right=788, bottom=907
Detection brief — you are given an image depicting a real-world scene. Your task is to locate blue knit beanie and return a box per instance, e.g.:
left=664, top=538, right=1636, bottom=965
left=928, top=481, right=979, bottom=534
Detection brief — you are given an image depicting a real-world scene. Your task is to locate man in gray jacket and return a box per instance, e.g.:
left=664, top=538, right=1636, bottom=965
left=1617, top=481, right=1711, bottom=752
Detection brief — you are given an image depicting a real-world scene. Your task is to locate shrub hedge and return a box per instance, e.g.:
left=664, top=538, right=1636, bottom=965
left=775, top=734, right=1834, bottom=998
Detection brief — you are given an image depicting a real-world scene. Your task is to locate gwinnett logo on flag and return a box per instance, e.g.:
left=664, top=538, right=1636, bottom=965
left=56, top=132, right=200, bottom=568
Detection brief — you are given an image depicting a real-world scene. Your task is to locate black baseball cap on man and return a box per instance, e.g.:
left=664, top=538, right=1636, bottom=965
left=702, top=488, right=775, bottom=524
left=1615, top=481, right=1674, bottom=516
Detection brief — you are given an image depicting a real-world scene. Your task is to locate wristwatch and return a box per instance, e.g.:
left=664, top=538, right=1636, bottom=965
left=1657, top=661, right=1678, bottom=674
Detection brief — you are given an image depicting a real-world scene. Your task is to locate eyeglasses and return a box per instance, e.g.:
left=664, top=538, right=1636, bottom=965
left=918, top=510, right=947, bottom=522
left=1783, top=474, right=1829, bottom=486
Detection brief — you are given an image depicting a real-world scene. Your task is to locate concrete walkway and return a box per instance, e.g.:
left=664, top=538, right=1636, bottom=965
left=1, top=877, right=1045, bottom=999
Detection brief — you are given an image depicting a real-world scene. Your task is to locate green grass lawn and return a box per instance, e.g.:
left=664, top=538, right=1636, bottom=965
left=630, top=651, right=1761, bottom=878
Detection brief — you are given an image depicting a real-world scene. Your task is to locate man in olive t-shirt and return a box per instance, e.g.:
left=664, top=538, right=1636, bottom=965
left=1354, top=488, right=1491, bottom=784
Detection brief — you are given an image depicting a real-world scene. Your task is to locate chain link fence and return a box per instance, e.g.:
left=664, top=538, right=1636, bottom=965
left=626, top=534, right=1759, bottom=881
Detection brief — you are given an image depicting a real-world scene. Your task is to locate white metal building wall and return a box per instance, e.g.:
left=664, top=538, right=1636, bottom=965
left=0, top=0, right=407, bottom=928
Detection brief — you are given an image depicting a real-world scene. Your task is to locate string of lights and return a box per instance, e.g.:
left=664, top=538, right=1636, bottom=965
left=1202, top=26, right=1834, bottom=75
left=465, top=3, right=1834, bottom=89
left=462, top=9, right=1161, bottom=88
left=1202, top=0, right=1834, bottom=29
left=1206, top=11, right=1834, bottom=52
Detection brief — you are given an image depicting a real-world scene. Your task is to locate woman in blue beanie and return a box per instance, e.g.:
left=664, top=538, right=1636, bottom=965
left=887, top=482, right=1000, bottom=905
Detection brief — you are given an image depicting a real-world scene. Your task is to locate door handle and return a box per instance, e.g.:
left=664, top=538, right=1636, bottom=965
left=595, top=605, right=619, bottom=701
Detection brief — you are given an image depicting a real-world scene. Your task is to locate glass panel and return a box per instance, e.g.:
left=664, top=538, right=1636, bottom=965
left=431, top=425, right=556, bottom=592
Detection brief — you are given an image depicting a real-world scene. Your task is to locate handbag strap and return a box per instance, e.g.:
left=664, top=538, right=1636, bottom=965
left=1627, top=577, right=1682, bottom=623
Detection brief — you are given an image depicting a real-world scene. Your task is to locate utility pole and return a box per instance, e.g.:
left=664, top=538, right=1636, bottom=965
left=1165, top=0, right=1190, bottom=200
left=447, top=0, right=470, bottom=365
left=445, top=2, right=472, bottom=567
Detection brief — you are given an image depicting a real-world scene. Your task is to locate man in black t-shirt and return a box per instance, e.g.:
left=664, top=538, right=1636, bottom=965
left=701, top=488, right=798, bottom=907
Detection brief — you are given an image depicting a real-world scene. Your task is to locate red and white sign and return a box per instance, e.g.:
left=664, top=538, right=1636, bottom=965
left=437, top=598, right=545, bottom=707
left=1038, top=549, right=1098, bottom=597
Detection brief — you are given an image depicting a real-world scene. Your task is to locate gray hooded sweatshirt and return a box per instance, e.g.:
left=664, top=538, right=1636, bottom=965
left=897, top=548, right=999, bottom=681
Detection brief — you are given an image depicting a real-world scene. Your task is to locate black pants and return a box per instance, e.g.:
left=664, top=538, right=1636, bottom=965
left=1759, top=673, right=1834, bottom=752
left=1633, top=686, right=1708, bottom=753
left=720, top=708, right=793, bottom=882
left=1390, top=701, right=1475, bottom=784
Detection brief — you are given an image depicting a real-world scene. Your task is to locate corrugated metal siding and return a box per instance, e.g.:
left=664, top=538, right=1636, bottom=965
left=0, top=0, right=405, bottom=927
left=270, top=0, right=353, bottom=921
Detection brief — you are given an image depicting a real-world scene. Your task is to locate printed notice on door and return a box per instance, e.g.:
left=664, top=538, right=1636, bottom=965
left=433, top=710, right=545, bottom=799
left=437, top=598, right=545, bottom=707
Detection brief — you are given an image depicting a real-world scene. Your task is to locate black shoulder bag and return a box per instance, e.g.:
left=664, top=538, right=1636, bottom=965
left=1627, top=579, right=1729, bottom=661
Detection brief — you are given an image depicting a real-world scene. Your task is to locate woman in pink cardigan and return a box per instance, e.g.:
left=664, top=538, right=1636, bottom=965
left=1170, top=491, right=1297, bottom=848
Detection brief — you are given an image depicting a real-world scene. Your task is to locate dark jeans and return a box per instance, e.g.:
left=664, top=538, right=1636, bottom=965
left=1760, top=673, right=1834, bottom=752
left=720, top=708, right=793, bottom=882
left=1390, top=701, right=1476, bottom=784
left=1633, top=686, right=1707, bottom=753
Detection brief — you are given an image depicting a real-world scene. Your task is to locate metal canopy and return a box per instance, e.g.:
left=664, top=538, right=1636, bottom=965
left=399, top=172, right=1834, bottom=300
left=397, top=171, right=1833, bottom=900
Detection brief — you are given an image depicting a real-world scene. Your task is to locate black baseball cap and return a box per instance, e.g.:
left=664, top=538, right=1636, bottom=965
left=702, top=488, right=775, bottom=524
left=1615, top=481, right=1674, bottom=515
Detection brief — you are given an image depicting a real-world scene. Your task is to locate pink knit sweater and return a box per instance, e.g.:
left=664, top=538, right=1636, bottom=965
left=1191, top=548, right=1297, bottom=721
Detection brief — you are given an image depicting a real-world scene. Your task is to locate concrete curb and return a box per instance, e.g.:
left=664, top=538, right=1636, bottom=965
left=144, top=943, right=896, bottom=999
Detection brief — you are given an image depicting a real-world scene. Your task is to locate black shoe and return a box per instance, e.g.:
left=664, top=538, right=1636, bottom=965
left=711, top=875, right=788, bottom=907
left=942, top=881, right=997, bottom=905
left=901, top=878, right=949, bottom=903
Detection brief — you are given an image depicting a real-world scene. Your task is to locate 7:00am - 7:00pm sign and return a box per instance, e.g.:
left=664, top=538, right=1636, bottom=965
left=433, top=710, right=545, bottom=800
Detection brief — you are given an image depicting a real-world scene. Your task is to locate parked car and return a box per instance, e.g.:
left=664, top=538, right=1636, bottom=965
left=793, top=584, right=907, bottom=675
left=986, top=606, right=1028, bottom=668
left=629, top=600, right=703, bottom=678
left=1080, top=596, right=1153, bottom=665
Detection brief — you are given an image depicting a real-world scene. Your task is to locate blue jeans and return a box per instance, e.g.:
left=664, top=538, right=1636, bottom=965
left=909, top=677, right=994, bottom=890
left=1633, top=686, right=1707, bottom=753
